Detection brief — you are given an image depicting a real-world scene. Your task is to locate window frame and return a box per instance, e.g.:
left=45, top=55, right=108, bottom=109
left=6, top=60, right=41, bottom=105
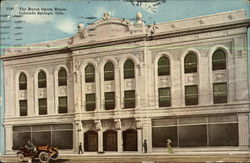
left=58, top=96, right=68, bottom=113
left=213, top=82, right=227, bottom=104
left=104, top=92, right=115, bottom=110
left=19, top=73, right=27, bottom=90
left=184, top=53, right=197, bottom=73
left=124, top=90, right=136, bottom=109
left=104, top=62, right=115, bottom=81
left=212, top=50, right=226, bottom=71
left=185, top=85, right=198, bottom=105
left=85, top=64, right=95, bottom=83
left=86, top=93, right=96, bottom=111
left=38, top=71, right=47, bottom=88
left=38, top=98, right=47, bottom=115
left=158, top=56, right=170, bottom=76
left=124, top=60, right=135, bottom=79
left=158, top=87, right=171, bottom=107
left=58, top=68, right=67, bottom=86
left=19, top=100, right=28, bottom=116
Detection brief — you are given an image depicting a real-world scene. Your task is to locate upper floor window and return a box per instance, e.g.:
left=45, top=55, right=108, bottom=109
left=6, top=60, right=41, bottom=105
left=158, top=87, right=171, bottom=107
left=184, top=53, right=197, bottom=73
left=104, top=92, right=115, bottom=110
left=86, top=93, right=96, bottom=111
left=124, top=60, right=135, bottom=79
left=38, top=71, right=46, bottom=88
left=104, top=62, right=114, bottom=81
left=58, top=96, right=68, bottom=113
left=212, top=50, right=226, bottom=71
left=85, top=64, right=95, bottom=83
left=124, top=90, right=135, bottom=109
left=213, top=83, right=227, bottom=104
left=19, top=100, right=27, bottom=116
left=38, top=98, right=47, bottom=115
left=19, top=73, right=27, bottom=90
left=185, top=85, right=198, bottom=105
left=58, top=68, right=67, bottom=86
left=158, top=56, right=170, bottom=76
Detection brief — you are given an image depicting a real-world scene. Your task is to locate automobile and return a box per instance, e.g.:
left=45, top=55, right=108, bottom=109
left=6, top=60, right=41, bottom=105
left=17, top=145, right=59, bottom=163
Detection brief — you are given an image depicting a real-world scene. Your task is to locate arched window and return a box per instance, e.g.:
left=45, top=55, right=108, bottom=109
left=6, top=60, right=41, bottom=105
left=104, top=62, right=114, bottom=81
left=124, top=60, right=134, bottom=79
left=212, top=50, right=226, bottom=71
left=38, top=70, right=46, bottom=88
left=85, top=64, right=95, bottom=83
left=158, top=56, right=170, bottom=76
left=58, top=68, right=67, bottom=86
left=184, top=53, right=197, bottom=73
left=19, top=72, right=27, bottom=90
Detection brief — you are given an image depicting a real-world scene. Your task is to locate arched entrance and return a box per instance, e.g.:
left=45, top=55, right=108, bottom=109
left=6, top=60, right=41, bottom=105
left=103, top=130, right=117, bottom=151
left=122, top=129, right=137, bottom=151
left=84, top=130, right=98, bottom=151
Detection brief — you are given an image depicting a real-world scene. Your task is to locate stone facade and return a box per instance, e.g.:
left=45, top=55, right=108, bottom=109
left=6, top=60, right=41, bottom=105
left=1, top=10, right=250, bottom=154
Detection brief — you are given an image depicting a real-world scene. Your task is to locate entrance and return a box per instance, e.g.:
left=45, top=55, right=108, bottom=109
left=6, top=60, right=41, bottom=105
left=103, top=130, right=117, bottom=151
left=84, top=130, right=98, bottom=151
left=122, top=129, right=137, bottom=151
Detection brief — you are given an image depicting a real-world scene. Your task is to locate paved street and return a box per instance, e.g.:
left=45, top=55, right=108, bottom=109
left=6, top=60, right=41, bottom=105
left=1, top=154, right=250, bottom=163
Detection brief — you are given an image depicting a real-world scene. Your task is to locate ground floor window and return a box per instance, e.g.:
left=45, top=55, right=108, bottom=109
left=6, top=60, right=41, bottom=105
left=152, top=115, right=238, bottom=147
left=13, top=124, right=73, bottom=150
left=84, top=130, right=98, bottom=152
left=122, top=129, right=137, bottom=151
left=103, top=130, right=117, bottom=151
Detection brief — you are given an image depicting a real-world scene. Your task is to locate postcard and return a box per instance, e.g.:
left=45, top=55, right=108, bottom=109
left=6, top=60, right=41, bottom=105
left=0, top=0, right=250, bottom=163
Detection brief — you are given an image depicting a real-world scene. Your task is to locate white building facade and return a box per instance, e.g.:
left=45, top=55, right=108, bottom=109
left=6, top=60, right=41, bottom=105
left=2, top=10, right=250, bottom=154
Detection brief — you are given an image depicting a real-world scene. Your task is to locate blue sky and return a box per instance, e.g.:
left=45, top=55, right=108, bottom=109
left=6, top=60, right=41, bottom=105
left=0, top=0, right=249, bottom=46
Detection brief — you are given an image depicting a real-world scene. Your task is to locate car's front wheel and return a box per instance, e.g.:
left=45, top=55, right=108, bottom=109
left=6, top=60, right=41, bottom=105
left=39, top=151, right=50, bottom=163
left=17, top=153, right=24, bottom=162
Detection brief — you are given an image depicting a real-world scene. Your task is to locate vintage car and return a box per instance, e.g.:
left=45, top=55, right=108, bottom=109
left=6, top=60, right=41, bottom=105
left=17, top=145, right=59, bottom=163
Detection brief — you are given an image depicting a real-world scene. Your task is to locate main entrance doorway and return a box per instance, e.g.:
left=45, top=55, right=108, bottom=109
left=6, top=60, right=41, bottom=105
left=122, top=129, right=137, bottom=151
left=103, top=130, right=117, bottom=151
left=84, top=130, right=98, bottom=151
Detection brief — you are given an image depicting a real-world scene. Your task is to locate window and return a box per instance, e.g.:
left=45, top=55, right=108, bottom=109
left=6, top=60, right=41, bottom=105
left=58, top=68, right=67, bottom=86
left=13, top=124, right=73, bottom=150
left=58, top=97, right=68, bottom=113
left=158, top=56, right=170, bottom=76
left=152, top=115, right=238, bottom=148
left=19, top=73, right=27, bottom=90
left=19, top=100, right=27, bottom=116
left=212, top=50, right=226, bottom=71
left=86, top=94, right=96, bottom=111
left=38, top=98, right=47, bottom=115
left=158, top=87, right=171, bottom=107
left=105, top=92, right=115, bottom=110
left=104, top=62, right=114, bottom=81
left=124, top=60, right=135, bottom=79
left=124, top=90, right=135, bottom=108
left=213, top=83, right=227, bottom=104
left=85, top=64, right=95, bottom=83
left=185, top=85, right=198, bottom=105
left=38, top=71, right=46, bottom=88
left=184, top=53, right=197, bottom=73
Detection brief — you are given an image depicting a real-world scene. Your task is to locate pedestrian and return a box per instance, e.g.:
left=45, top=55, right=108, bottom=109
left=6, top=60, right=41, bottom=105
left=78, top=142, right=83, bottom=154
left=143, top=139, right=147, bottom=153
left=167, top=139, right=173, bottom=154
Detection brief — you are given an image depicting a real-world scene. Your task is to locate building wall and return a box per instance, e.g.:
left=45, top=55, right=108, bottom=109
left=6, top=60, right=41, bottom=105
left=0, top=60, right=5, bottom=154
left=2, top=10, right=250, bottom=154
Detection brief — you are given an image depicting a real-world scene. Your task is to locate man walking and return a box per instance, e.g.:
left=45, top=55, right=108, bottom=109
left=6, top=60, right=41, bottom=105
left=143, top=139, right=147, bottom=153
left=78, top=142, right=83, bottom=154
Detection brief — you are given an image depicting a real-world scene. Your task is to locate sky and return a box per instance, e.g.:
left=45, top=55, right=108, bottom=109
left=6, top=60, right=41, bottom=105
left=0, top=0, right=249, bottom=47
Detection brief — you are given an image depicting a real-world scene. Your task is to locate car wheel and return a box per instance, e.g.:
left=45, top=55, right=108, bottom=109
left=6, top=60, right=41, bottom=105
left=39, top=151, right=50, bottom=163
left=17, top=153, right=24, bottom=162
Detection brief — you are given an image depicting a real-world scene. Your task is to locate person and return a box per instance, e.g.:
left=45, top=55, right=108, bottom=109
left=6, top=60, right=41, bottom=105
left=143, top=139, right=147, bottom=153
left=167, top=139, right=173, bottom=154
left=78, top=142, right=83, bottom=154
left=25, top=140, right=36, bottom=153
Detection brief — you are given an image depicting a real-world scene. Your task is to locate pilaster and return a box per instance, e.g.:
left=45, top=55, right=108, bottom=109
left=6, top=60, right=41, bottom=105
left=238, top=113, right=249, bottom=150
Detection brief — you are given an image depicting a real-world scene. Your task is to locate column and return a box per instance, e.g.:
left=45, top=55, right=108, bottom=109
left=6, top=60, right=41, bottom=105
left=98, top=130, right=103, bottom=152
left=5, top=125, right=13, bottom=153
left=136, top=120, right=142, bottom=153
left=73, top=121, right=80, bottom=153
left=115, top=120, right=122, bottom=152
left=238, top=113, right=249, bottom=150
left=137, top=129, right=142, bottom=153
left=95, top=120, right=103, bottom=152
left=96, top=71, right=101, bottom=111
left=115, top=68, right=121, bottom=109
left=142, top=118, right=152, bottom=153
